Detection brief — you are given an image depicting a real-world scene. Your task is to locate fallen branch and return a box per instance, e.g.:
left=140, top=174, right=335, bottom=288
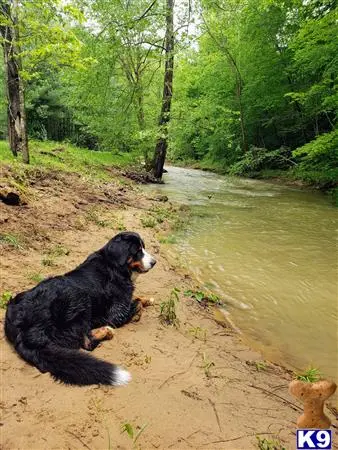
left=250, top=384, right=302, bottom=412
left=198, top=431, right=277, bottom=447
left=158, top=353, right=198, bottom=389
left=159, top=369, right=188, bottom=389
left=66, top=430, right=92, bottom=450
left=208, top=398, right=222, bottom=432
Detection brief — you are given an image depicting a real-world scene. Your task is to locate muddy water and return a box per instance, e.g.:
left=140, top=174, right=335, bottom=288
left=150, top=166, right=338, bottom=379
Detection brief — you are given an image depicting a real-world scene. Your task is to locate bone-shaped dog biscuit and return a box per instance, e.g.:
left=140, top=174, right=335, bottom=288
left=289, top=379, right=336, bottom=429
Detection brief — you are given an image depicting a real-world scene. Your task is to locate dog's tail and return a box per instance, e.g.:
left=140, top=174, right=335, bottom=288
left=38, top=344, right=131, bottom=386
left=10, top=339, right=131, bottom=386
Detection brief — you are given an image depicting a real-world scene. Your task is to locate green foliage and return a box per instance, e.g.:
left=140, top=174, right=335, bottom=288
left=121, top=422, right=148, bottom=448
left=254, top=361, right=267, bottom=372
left=111, top=214, right=126, bottom=231
left=292, top=130, right=338, bottom=187
left=295, top=367, right=321, bottom=383
left=47, top=244, right=70, bottom=257
left=41, top=256, right=56, bottom=267
left=0, top=140, right=136, bottom=181
left=0, top=233, right=24, bottom=250
left=229, top=147, right=294, bottom=177
left=16, top=1, right=85, bottom=82
left=189, top=326, right=207, bottom=341
left=287, top=7, right=338, bottom=121
left=121, top=423, right=134, bottom=439
left=169, top=0, right=337, bottom=189
left=160, top=288, right=180, bottom=327
left=0, top=291, right=13, bottom=309
left=0, top=0, right=336, bottom=189
left=140, top=214, right=158, bottom=228
left=159, top=234, right=177, bottom=244
left=201, top=352, right=215, bottom=378
left=256, top=436, right=286, bottom=450
left=184, top=289, right=221, bottom=305
left=141, top=205, right=184, bottom=230
left=85, top=207, right=109, bottom=228
left=84, top=209, right=125, bottom=230
left=27, top=272, right=44, bottom=283
left=59, top=0, right=164, bottom=152
left=170, top=50, right=241, bottom=167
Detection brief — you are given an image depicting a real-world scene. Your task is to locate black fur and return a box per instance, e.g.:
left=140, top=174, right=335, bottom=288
left=5, top=232, right=155, bottom=386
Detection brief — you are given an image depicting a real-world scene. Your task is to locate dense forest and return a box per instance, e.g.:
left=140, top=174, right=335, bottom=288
left=0, top=0, right=337, bottom=189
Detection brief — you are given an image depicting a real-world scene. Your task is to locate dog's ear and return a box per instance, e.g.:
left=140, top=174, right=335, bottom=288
left=106, top=236, right=129, bottom=266
left=105, top=234, right=139, bottom=267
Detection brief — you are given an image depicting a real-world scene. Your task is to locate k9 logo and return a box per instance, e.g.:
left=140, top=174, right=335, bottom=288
left=297, top=430, right=332, bottom=449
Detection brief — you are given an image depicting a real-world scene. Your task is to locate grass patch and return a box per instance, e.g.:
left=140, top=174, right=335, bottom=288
left=159, top=234, right=177, bottom=244
left=85, top=208, right=126, bottom=230
left=41, top=256, right=57, bottom=267
left=295, top=367, right=321, bottom=382
left=140, top=215, right=158, bottom=228
left=149, top=205, right=173, bottom=223
left=189, top=326, right=207, bottom=342
left=141, top=204, right=188, bottom=231
left=40, top=244, right=70, bottom=269
left=27, top=272, right=44, bottom=283
left=254, top=361, right=267, bottom=372
left=201, top=352, right=215, bottom=378
left=112, top=214, right=126, bottom=231
left=184, top=289, right=222, bottom=306
left=0, top=233, right=25, bottom=250
left=0, top=139, right=137, bottom=182
left=46, top=244, right=70, bottom=257
left=85, top=207, right=109, bottom=227
left=73, top=216, right=87, bottom=230
left=0, top=291, right=13, bottom=309
left=256, top=436, right=286, bottom=450
left=159, top=288, right=180, bottom=327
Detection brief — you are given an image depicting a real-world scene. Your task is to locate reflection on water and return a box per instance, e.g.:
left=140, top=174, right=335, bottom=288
left=149, top=166, right=338, bottom=379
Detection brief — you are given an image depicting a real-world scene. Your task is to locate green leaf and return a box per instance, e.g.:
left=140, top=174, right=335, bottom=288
left=121, top=423, right=134, bottom=439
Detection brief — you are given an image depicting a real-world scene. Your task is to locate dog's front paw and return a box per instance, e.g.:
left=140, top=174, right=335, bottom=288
left=104, top=326, right=115, bottom=340
left=91, top=326, right=115, bottom=341
left=134, top=296, right=155, bottom=307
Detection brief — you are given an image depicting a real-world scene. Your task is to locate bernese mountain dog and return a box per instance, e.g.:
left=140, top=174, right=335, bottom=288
left=4, top=232, right=156, bottom=386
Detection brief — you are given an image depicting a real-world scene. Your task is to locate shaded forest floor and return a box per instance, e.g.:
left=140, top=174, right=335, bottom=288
left=0, top=150, right=337, bottom=449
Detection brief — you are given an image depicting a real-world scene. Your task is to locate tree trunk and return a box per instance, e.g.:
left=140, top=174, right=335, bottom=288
left=136, top=88, right=145, bottom=131
left=152, top=0, right=174, bottom=179
left=0, top=0, right=29, bottom=163
left=235, top=73, right=248, bottom=153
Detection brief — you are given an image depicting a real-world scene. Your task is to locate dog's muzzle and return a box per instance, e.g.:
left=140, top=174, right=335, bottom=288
left=142, top=250, right=156, bottom=271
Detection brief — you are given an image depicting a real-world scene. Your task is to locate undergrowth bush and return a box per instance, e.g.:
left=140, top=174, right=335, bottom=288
left=292, top=129, right=338, bottom=188
left=229, top=146, right=293, bottom=176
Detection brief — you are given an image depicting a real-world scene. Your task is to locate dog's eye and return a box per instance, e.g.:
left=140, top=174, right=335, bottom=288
left=134, top=249, right=143, bottom=259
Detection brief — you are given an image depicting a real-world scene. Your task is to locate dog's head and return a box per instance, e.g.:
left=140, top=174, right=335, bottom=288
left=105, top=231, right=156, bottom=277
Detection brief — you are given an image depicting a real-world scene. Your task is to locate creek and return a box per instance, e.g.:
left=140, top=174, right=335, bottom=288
left=148, top=166, right=337, bottom=379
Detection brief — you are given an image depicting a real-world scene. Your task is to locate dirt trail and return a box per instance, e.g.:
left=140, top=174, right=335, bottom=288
left=0, top=169, right=336, bottom=450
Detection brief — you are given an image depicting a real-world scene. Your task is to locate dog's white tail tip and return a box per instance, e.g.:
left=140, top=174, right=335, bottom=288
left=111, top=367, right=131, bottom=386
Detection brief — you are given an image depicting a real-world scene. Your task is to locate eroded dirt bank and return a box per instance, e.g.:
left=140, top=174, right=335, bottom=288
left=0, top=168, right=336, bottom=450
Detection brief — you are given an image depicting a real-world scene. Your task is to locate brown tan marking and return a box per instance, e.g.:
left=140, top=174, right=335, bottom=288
left=91, top=326, right=115, bottom=341
left=133, top=296, right=154, bottom=307
left=129, top=260, right=145, bottom=271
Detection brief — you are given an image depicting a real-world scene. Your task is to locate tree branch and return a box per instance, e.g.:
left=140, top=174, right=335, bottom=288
left=135, top=0, right=157, bottom=21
